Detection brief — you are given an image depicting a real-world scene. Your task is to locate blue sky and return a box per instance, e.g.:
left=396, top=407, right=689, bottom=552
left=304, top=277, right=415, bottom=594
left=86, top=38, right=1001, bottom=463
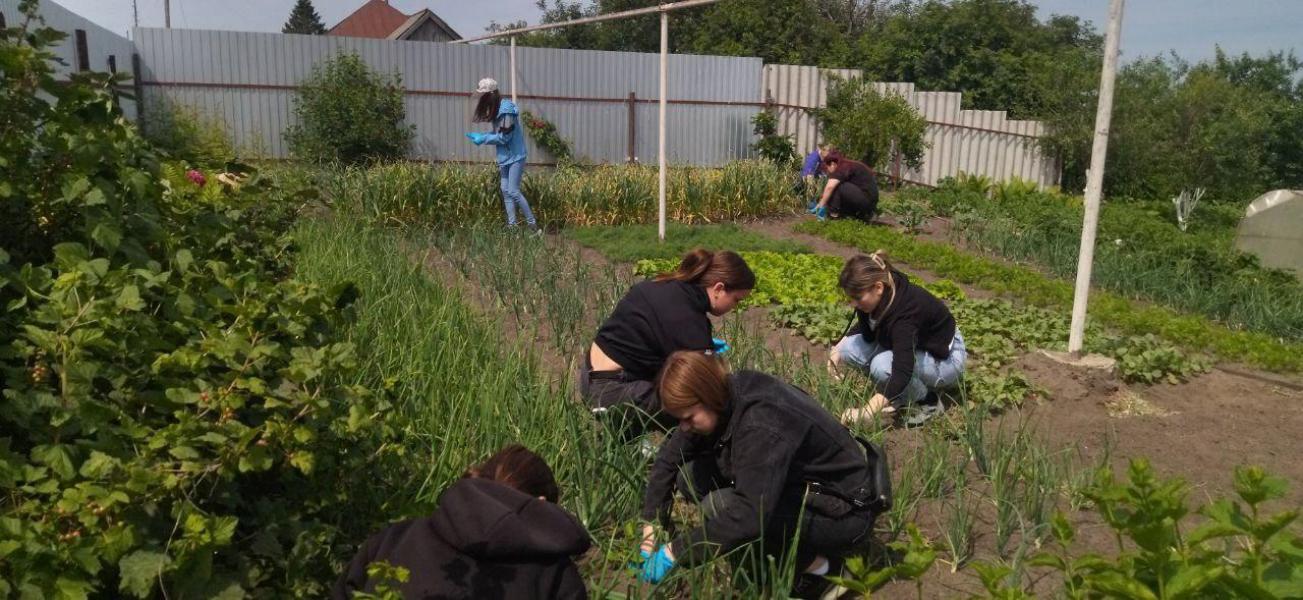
left=47, top=0, right=1303, bottom=63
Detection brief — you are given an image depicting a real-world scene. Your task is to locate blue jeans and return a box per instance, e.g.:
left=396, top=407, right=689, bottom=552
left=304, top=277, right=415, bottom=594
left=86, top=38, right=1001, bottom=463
left=499, top=160, right=536, bottom=228
left=834, top=329, right=967, bottom=404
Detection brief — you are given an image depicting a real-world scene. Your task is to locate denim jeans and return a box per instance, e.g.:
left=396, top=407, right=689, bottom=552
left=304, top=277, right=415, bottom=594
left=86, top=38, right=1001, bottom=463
left=499, top=160, right=536, bottom=228
left=834, top=329, right=967, bottom=404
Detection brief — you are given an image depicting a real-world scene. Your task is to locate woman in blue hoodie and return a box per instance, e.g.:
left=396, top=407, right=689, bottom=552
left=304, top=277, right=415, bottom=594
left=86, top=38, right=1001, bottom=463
left=467, top=78, right=539, bottom=232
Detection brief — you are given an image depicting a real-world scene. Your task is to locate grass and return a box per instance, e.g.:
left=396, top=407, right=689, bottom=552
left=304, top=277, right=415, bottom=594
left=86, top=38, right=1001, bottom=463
left=798, top=218, right=1303, bottom=374
left=566, top=223, right=810, bottom=263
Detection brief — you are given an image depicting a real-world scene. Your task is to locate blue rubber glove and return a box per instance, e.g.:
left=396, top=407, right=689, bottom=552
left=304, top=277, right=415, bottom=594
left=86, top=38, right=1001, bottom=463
left=807, top=200, right=819, bottom=212
left=814, top=206, right=828, bottom=221
left=711, top=337, right=731, bottom=355
left=637, top=545, right=676, bottom=584
left=464, top=132, right=487, bottom=145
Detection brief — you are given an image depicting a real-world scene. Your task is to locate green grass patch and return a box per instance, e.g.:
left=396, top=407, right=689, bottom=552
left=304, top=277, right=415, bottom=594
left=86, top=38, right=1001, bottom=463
left=798, top=219, right=1303, bottom=373
left=567, top=222, right=809, bottom=262
left=634, top=251, right=842, bottom=307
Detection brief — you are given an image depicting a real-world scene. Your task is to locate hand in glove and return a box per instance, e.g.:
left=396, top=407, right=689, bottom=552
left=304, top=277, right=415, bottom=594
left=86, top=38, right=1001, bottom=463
left=465, top=132, right=488, bottom=145
left=814, top=206, right=829, bottom=221
left=711, top=338, right=731, bottom=356
left=636, top=545, right=676, bottom=584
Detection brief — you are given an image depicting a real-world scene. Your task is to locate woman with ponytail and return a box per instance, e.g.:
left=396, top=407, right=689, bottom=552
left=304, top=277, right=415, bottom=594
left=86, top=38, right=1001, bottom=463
left=831, top=252, right=967, bottom=423
left=581, top=249, right=755, bottom=436
left=632, top=352, right=891, bottom=599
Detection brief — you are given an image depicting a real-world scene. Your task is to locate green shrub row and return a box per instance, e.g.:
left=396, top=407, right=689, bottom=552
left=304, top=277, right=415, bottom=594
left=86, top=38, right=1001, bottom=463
left=917, top=179, right=1303, bottom=341
left=797, top=219, right=1303, bottom=373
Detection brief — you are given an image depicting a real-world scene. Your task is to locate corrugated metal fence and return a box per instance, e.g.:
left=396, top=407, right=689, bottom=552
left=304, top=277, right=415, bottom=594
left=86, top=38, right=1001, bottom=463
left=763, top=65, right=1061, bottom=188
left=2, top=0, right=138, bottom=120
left=13, top=1, right=1062, bottom=184
left=132, top=28, right=763, bottom=166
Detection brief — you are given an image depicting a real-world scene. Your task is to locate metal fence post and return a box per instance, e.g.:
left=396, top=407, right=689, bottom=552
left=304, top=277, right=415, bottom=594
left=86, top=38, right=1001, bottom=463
left=628, top=91, right=637, bottom=163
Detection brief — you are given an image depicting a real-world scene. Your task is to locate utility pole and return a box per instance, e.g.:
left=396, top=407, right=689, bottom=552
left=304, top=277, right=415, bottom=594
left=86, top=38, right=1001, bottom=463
left=164, top=0, right=171, bottom=28
left=132, top=0, right=139, bottom=29
left=1067, top=0, right=1125, bottom=355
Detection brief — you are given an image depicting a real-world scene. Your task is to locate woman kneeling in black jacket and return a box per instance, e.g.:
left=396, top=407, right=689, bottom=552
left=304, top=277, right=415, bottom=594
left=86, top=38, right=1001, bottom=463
left=333, top=445, right=591, bottom=600
left=634, top=352, right=891, bottom=599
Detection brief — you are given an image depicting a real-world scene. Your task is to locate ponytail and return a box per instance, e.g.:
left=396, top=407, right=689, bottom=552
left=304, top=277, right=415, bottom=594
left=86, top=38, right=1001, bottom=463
left=656, top=249, right=756, bottom=292
left=839, top=250, right=898, bottom=315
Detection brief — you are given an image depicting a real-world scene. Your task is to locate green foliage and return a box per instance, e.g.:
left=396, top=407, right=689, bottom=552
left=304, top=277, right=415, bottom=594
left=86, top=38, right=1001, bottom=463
left=1094, top=335, right=1213, bottom=386
left=521, top=110, right=575, bottom=165
left=855, top=0, right=1103, bottom=121
left=770, top=302, right=851, bottom=346
left=567, top=222, right=809, bottom=263
left=322, top=160, right=798, bottom=228
left=809, top=76, right=928, bottom=171
left=284, top=52, right=413, bottom=164
left=349, top=562, right=410, bottom=600
left=0, top=16, right=423, bottom=596
left=984, top=461, right=1303, bottom=599
left=140, top=96, right=237, bottom=166
left=635, top=251, right=845, bottom=308
left=1048, top=49, right=1303, bottom=200
left=826, top=524, right=937, bottom=598
left=282, top=0, right=327, bottom=35
left=751, top=109, right=798, bottom=168
left=799, top=219, right=1303, bottom=373
left=929, top=179, right=1303, bottom=342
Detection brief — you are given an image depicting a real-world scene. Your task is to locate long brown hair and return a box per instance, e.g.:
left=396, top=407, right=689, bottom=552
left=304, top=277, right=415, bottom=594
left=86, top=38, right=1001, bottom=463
left=658, top=351, right=730, bottom=414
left=655, top=249, right=756, bottom=292
left=473, top=91, right=501, bottom=123
left=839, top=251, right=898, bottom=316
left=463, top=444, right=560, bottom=502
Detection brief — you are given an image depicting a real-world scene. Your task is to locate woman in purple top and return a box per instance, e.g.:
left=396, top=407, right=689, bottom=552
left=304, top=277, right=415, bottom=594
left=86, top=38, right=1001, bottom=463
left=796, top=143, right=830, bottom=207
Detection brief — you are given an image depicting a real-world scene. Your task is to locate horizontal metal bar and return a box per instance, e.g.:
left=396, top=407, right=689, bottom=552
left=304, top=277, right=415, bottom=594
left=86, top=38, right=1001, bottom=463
left=453, top=0, right=727, bottom=44
left=766, top=103, right=1041, bottom=140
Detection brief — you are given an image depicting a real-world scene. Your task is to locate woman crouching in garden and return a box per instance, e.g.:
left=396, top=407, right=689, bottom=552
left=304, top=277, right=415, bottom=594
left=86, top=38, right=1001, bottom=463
left=633, top=351, right=891, bottom=599
left=831, top=252, right=967, bottom=424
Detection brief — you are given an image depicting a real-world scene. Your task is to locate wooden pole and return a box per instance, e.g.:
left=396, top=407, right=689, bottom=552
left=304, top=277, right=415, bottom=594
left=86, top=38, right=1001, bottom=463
left=658, top=11, right=668, bottom=241
left=1068, top=0, right=1125, bottom=355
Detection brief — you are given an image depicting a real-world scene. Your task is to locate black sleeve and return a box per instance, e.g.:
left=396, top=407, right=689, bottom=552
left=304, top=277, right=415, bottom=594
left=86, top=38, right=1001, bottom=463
left=549, top=559, right=588, bottom=600
left=883, top=320, right=918, bottom=400
left=665, top=312, right=713, bottom=355
left=671, top=424, right=799, bottom=565
left=640, top=431, right=706, bottom=524
left=331, top=534, right=382, bottom=600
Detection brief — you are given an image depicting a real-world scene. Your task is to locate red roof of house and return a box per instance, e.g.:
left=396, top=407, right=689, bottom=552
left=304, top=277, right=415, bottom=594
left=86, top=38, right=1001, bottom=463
left=328, top=0, right=410, bottom=39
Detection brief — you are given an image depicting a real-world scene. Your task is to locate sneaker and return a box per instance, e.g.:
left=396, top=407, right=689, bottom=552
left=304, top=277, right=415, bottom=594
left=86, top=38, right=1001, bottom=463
left=788, top=557, right=844, bottom=600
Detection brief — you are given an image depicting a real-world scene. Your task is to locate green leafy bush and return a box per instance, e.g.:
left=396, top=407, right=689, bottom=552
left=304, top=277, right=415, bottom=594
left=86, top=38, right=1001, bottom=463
left=808, top=77, right=927, bottom=171
left=284, top=52, right=413, bottom=164
left=751, top=108, right=798, bottom=168
left=977, top=461, right=1303, bottom=599
left=0, top=14, right=412, bottom=596
left=140, top=96, right=237, bottom=166
left=521, top=110, right=575, bottom=165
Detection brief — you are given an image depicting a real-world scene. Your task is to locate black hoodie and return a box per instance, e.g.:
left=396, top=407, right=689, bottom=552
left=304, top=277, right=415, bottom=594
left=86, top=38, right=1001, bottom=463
left=641, top=371, right=876, bottom=564
left=848, top=270, right=956, bottom=400
left=333, top=478, right=591, bottom=600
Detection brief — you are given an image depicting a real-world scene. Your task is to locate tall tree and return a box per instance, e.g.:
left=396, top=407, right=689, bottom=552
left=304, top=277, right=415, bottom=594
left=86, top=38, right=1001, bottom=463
left=283, top=0, right=327, bottom=35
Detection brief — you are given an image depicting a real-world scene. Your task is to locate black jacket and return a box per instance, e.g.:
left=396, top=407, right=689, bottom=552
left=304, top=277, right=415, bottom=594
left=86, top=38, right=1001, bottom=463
left=333, top=478, right=591, bottom=600
left=640, top=371, right=875, bottom=564
left=593, top=279, right=713, bottom=380
left=848, top=271, right=956, bottom=400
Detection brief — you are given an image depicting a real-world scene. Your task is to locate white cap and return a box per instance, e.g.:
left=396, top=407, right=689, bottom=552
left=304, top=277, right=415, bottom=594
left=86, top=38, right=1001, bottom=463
left=475, top=78, right=499, bottom=94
